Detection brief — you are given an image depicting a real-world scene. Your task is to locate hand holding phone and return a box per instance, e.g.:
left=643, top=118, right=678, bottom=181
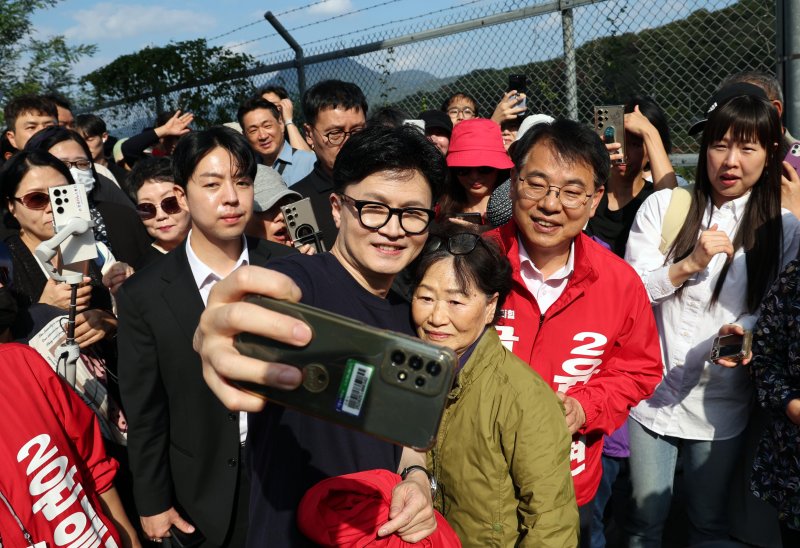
left=710, top=330, right=752, bottom=366
left=594, top=105, right=626, bottom=164
left=507, top=74, right=528, bottom=117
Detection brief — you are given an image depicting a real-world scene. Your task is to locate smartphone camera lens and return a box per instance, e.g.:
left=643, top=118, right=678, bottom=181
left=391, top=350, right=406, bottom=365
left=415, top=376, right=426, bottom=387
left=397, top=371, right=408, bottom=382
left=57, top=207, right=64, bottom=214
left=55, top=198, right=62, bottom=205
left=426, top=361, right=442, bottom=376
left=409, top=356, right=423, bottom=370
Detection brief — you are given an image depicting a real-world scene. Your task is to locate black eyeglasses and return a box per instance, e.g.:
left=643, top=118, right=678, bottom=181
left=136, top=196, right=182, bottom=220
left=454, top=166, right=496, bottom=177
left=338, top=193, right=434, bottom=235
left=315, top=126, right=365, bottom=146
left=13, top=191, right=50, bottom=210
left=426, top=232, right=488, bottom=255
left=61, top=159, right=92, bottom=171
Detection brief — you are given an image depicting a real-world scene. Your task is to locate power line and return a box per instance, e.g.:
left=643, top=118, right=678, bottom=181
left=226, top=34, right=272, bottom=51
left=207, top=19, right=263, bottom=42
left=272, top=0, right=339, bottom=17
left=287, top=0, right=408, bottom=32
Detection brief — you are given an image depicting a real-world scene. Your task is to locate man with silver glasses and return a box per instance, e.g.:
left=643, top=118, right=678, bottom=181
left=292, top=79, right=368, bottom=250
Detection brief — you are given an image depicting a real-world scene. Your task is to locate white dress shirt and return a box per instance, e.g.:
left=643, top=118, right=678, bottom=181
left=185, top=230, right=250, bottom=443
left=625, top=189, right=800, bottom=440
left=518, top=236, right=575, bottom=315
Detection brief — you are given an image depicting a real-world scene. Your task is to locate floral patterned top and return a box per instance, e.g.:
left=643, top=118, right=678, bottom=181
left=750, top=258, right=800, bottom=531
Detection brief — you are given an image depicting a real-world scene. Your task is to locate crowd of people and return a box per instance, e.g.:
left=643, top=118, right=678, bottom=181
left=0, top=70, right=798, bottom=548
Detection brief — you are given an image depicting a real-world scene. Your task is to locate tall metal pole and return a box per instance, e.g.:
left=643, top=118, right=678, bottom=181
left=265, top=11, right=307, bottom=99
left=561, top=4, right=578, bottom=120
left=782, top=0, right=800, bottom=136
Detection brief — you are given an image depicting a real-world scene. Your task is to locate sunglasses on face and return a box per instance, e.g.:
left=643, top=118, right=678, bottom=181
left=13, top=191, right=50, bottom=210
left=136, top=196, right=182, bottom=220
left=454, top=166, right=496, bottom=177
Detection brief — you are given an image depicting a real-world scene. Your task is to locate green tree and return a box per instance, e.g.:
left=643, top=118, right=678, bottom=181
left=0, top=0, right=96, bottom=107
left=81, top=39, right=258, bottom=127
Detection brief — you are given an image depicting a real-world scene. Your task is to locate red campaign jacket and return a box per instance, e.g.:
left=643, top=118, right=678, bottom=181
left=489, top=223, right=662, bottom=506
left=0, top=344, right=121, bottom=548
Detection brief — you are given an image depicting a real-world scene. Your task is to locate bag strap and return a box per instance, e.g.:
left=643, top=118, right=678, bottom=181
left=659, top=185, right=694, bottom=255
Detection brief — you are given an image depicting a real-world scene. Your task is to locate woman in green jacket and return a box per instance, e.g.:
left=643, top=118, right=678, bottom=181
left=411, top=223, right=579, bottom=547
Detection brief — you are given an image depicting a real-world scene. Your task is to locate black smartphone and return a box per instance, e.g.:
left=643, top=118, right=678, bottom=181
left=168, top=526, right=205, bottom=548
left=709, top=331, right=753, bottom=362
left=234, top=295, right=457, bottom=450
left=507, top=74, right=527, bottom=116
left=452, top=212, right=483, bottom=225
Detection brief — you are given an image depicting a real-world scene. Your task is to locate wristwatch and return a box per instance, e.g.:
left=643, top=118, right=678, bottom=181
left=284, top=119, right=294, bottom=126
left=400, top=465, right=437, bottom=499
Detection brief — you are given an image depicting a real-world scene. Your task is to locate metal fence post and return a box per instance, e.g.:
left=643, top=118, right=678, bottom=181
left=265, top=11, right=307, bottom=99
left=561, top=2, right=578, bottom=120
left=781, top=0, right=800, bottom=136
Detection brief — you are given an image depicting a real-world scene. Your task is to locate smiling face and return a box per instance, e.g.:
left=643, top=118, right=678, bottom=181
left=9, top=166, right=68, bottom=245
left=706, top=129, right=767, bottom=207
left=242, top=107, right=284, bottom=164
left=512, top=141, right=603, bottom=269
left=136, top=181, right=190, bottom=251
left=412, top=257, right=497, bottom=357
left=177, top=146, right=253, bottom=250
left=330, top=169, right=432, bottom=295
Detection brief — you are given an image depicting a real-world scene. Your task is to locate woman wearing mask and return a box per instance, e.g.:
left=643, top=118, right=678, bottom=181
left=24, top=126, right=151, bottom=266
left=438, top=119, right=513, bottom=225
left=624, top=86, right=800, bottom=546
left=411, top=223, right=578, bottom=546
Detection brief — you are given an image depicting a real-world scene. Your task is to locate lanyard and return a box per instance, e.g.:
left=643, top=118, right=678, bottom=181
left=0, top=490, right=37, bottom=547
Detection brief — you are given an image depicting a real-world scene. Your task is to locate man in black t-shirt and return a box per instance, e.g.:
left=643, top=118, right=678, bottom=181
left=194, top=124, right=447, bottom=546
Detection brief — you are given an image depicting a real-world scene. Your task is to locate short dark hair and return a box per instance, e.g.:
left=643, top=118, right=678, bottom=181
left=41, top=93, right=71, bottom=110
left=624, top=96, right=672, bottom=153
left=512, top=118, right=610, bottom=190
left=75, top=114, right=108, bottom=138
left=721, top=71, right=783, bottom=105
left=259, top=85, right=289, bottom=100
left=302, top=80, right=368, bottom=127
left=367, top=106, right=410, bottom=129
left=236, top=97, right=282, bottom=130
left=126, top=157, right=175, bottom=202
left=412, top=221, right=512, bottom=324
left=332, top=124, right=446, bottom=203
left=23, top=126, right=100, bottom=194
left=172, top=125, right=257, bottom=190
left=0, top=150, right=74, bottom=206
left=3, top=95, right=58, bottom=131
left=441, top=92, right=479, bottom=117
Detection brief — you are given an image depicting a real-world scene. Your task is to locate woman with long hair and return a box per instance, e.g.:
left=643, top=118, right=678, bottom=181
left=623, top=87, right=800, bottom=546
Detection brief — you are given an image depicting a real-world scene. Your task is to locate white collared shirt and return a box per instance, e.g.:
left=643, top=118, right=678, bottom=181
left=517, top=236, right=576, bottom=315
left=625, top=189, right=800, bottom=440
left=185, top=230, right=250, bottom=442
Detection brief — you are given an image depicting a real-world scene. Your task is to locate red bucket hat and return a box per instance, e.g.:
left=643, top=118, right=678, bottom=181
left=446, top=118, right=514, bottom=170
left=297, top=469, right=462, bottom=547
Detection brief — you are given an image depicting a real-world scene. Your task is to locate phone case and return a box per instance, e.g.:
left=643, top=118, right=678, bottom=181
left=507, top=74, right=527, bottom=116
left=281, top=198, right=325, bottom=252
left=594, top=105, right=626, bottom=163
left=48, top=184, right=97, bottom=265
left=785, top=142, right=800, bottom=174
left=234, top=295, right=457, bottom=450
left=168, top=526, right=205, bottom=548
left=709, top=331, right=753, bottom=361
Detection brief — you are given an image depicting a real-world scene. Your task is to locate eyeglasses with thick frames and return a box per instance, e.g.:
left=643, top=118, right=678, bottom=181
left=136, top=196, right=182, bottom=220
left=516, top=176, right=594, bottom=209
left=338, top=193, right=434, bottom=235
left=426, top=232, right=488, bottom=255
left=61, top=159, right=92, bottom=171
left=314, top=126, right=365, bottom=146
left=13, top=191, right=50, bottom=210
left=447, top=107, right=475, bottom=118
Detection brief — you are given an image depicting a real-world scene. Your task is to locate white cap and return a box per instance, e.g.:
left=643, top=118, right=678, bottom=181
left=516, top=113, right=555, bottom=141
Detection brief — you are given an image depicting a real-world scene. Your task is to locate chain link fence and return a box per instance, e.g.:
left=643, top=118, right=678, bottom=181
left=89, top=0, right=776, bottom=165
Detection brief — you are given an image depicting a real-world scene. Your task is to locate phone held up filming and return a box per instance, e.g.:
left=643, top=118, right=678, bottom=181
left=709, top=331, right=752, bottom=363
left=234, top=296, right=456, bottom=450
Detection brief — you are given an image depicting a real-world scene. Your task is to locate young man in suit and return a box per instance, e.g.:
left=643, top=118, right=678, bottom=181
left=116, top=127, right=294, bottom=546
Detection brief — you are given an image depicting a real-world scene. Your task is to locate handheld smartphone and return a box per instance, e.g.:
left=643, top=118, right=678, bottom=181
left=49, top=184, right=97, bottom=266
left=594, top=105, right=626, bottom=164
left=168, top=526, right=205, bottom=548
left=507, top=74, right=527, bottom=116
left=234, top=295, right=457, bottom=450
left=785, top=141, right=800, bottom=174
left=452, top=212, right=483, bottom=225
left=709, top=331, right=753, bottom=362
left=281, top=198, right=325, bottom=253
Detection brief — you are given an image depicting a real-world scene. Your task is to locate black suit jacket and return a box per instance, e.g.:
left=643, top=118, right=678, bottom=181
left=117, top=237, right=294, bottom=545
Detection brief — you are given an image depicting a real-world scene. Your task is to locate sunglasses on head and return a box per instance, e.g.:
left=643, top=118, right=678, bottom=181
left=454, top=166, right=496, bottom=176
left=13, top=191, right=50, bottom=210
left=136, top=196, right=182, bottom=220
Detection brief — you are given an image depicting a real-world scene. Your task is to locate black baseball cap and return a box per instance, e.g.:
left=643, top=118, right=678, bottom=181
left=688, top=82, right=769, bottom=136
left=419, top=110, right=453, bottom=137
